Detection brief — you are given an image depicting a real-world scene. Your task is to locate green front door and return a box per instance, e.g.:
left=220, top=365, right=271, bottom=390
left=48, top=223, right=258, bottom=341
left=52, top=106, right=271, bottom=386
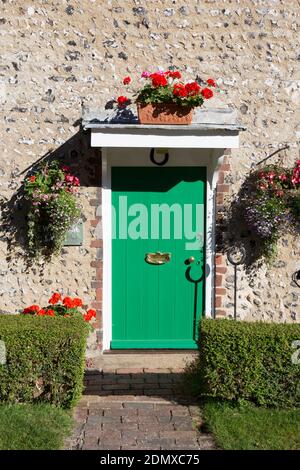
left=111, top=166, right=206, bottom=349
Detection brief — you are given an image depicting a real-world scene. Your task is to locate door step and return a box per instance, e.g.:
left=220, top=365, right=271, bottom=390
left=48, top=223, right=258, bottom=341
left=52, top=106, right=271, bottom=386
left=103, top=349, right=199, bottom=355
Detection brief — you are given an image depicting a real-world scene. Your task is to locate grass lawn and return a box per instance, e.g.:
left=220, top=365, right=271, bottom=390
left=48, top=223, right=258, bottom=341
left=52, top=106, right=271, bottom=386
left=203, top=401, right=300, bottom=450
left=0, top=404, right=73, bottom=450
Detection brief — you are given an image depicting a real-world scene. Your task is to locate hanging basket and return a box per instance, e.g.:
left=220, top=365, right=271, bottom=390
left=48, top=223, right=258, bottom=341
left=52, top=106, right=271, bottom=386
left=137, top=102, right=194, bottom=125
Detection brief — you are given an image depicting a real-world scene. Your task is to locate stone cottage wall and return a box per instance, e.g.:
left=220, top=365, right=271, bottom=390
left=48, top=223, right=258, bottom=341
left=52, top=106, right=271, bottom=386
left=0, top=0, right=299, bottom=358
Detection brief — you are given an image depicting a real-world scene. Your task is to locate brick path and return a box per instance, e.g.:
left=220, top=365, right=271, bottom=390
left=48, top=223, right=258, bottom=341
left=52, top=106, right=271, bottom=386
left=65, top=368, right=215, bottom=450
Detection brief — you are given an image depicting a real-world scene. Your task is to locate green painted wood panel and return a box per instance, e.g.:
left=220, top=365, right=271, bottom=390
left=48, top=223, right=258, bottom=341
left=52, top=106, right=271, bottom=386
left=111, top=166, right=206, bottom=349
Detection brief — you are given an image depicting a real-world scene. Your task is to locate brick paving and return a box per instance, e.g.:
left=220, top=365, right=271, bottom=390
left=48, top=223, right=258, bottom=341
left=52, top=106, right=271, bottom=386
left=65, top=368, right=215, bottom=450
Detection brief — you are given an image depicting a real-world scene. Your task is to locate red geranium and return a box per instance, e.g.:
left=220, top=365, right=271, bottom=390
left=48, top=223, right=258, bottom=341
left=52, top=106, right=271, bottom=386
left=173, top=83, right=188, bottom=98
left=117, top=95, right=130, bottom=107
left=207, top=78, right=216, bottom=87
left=45, top=309, right=55, bottom=316
left=201, top=88, right=214, bottom=99
left=123, top=76, right=131, bottom=85
left=29, top=175, right=36, bottom=182
left=63, top=296, right=74, bottom=309
left=185, top=81, right=201, bottom=96
left=150, top=73, right=168, bottom=88
left=37, top=309, right=46, bottom=316
left=23, top=304, right=40, bottom=314
left=166, top=70, right=181, bottom=80
left=83, top=309, right=97, bottom=322
left=73, top=297, right=83, bottom=308
left=49, top=292, right=61, bottom=305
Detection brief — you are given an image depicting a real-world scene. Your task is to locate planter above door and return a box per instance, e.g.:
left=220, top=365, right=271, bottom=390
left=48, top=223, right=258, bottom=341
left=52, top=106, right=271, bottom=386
left=83, top=107, right=245, bottom=149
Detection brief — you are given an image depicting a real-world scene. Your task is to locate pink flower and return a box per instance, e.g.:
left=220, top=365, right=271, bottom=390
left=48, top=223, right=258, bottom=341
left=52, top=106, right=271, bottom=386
left=73, top=176, right=80, bottom=186
left=141, top=70, right=151, bottom=78
left=279, top=174, right=287, bottom=181
left=65, top=174, right=74, bottom=184
left=62, top=166, right=71, bottom=173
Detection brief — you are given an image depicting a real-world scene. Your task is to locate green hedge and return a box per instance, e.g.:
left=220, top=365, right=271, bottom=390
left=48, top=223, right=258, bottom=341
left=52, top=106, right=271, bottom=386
left=197, top=319, right=300, bottom=408
left=0, top=315, right=89, bottom=408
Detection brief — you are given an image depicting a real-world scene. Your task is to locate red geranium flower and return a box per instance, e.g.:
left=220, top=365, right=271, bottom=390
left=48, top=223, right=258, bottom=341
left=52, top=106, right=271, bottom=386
left=87, top=309, right=96, bottom=318
left=117, top=95, right=130, bottom=107
left=45, top=309, right=55, bottom=316
left=63, top=296, right=74, bottom=309
left=83, top=309, right=97, bottom=322
left=201, top=88, right=214, bottom=99
left=23, top=304, right=40, bottom=314
left=185, top=81, right=201, bottom=96
left=37, top=309, right=46, bottom=316
left=150, top=73, right=168, bottom=88
left=49, top=292, right=61, bottom=305
left=173, top=83, right=188, bottom=98
left=166, top=70, right=181, bottom=80
left=29, top=175, right=36, bottom=182
left=73, top=297, right=83, bottom=308
left=123, top=76, right=131, bottom=85
left=207, top=78, right=216, bottom=87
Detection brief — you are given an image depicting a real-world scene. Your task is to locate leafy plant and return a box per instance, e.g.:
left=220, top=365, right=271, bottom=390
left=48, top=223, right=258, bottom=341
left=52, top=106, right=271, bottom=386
left=192, top=319, right=300, bottom=408
left=235, top=161, right=300, bottom=260
left=116, top=68, right=219, bottom=108
left=0, top=315, right=89, bottom=408
left=21, top=292, right=96, bottom=326
left=24, top=160, right=81, bottom=258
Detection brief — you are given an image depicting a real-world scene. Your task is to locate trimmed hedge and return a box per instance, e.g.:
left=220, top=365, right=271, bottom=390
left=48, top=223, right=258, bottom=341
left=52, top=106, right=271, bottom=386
left=0, top=315, right=89, bottom=408
left=197, top=319, right=300, bottom=408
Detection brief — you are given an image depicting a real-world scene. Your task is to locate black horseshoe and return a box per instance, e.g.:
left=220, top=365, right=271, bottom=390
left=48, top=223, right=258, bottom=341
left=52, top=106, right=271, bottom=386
left=150, top=148, right=169, bottom=166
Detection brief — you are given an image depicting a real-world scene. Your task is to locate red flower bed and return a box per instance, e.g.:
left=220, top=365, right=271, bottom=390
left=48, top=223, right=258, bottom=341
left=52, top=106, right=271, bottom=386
left=21, top=292, right=96, bottom=324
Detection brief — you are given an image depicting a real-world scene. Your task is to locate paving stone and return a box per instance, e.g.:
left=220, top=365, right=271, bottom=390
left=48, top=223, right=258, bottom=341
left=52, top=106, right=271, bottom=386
left=160, top=430, right=196, bottom=439
left=103, top=408, right=137, bottom=417
left=105, top=422, right=139, bottom=431
left=137, top=437, right=175, bottom=448
left=123, top=402, right=154, bottom=409
left=139, top=423, right=175, bottom=432
left=98, top=430, right=122, bottom=443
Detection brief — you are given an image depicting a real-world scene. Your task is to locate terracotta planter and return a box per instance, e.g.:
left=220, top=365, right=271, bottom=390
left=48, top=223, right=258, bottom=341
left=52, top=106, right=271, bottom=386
left=137, top=103, right=194, bottom=125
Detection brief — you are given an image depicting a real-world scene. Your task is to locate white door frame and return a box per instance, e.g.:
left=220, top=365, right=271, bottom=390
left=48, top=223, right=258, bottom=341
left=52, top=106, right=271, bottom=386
left=101, top=147, right=225, bottom=351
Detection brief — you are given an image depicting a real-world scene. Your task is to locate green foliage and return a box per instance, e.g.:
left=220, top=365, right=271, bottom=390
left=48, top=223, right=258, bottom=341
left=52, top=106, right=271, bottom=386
left=195, top=319, right=300, bottom=408
left=0, top=315, right=89, bottom=408
left=136, top=82, right=204, bottom=108
left=0, top=404, right=73, bottom=450
left=203, top=400, right=300, bottom=450
left=24, top=160, right=81, bottom=258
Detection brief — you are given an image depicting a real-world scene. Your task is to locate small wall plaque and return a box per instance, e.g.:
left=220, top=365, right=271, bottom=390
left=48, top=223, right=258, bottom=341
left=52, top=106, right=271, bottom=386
left=64, top=220, right=83, bottom=246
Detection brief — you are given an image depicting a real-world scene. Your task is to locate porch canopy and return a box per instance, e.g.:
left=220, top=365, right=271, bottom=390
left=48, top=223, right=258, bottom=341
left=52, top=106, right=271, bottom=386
left=82, top=107, right=245, bottom=149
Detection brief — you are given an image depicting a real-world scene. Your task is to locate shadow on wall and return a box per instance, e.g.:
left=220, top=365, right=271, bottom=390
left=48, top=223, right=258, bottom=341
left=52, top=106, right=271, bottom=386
left=216, top=198, right=263, bottom=276
left=0, top=124, right=101, bottom=270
